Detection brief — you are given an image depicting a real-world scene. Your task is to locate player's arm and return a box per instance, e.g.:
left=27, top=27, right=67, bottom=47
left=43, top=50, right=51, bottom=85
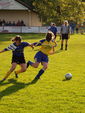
left=49, top=46, right=55, bottom=55
left=68, top=26, right=71, bottom=39
left=28, top=43, right=34, bottom=49
left=49, top=42, right=57, bottom=55
left=0, top=49, right=6, bottom=53
left=32, top=39, right=45, bottom=47
left=0, top=44, right=16, bottom=53
left=23, top=42, right=34, bottom=49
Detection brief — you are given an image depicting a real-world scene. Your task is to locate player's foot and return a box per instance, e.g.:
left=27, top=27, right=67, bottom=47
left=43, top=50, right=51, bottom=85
left=60, top=48, right=63, bottom=50
left=65, top=48, right=67, bottom=50
left=14, top=71, right=18, bottom=78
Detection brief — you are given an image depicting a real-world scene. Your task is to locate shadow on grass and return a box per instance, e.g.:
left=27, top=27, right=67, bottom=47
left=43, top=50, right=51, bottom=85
left=0, top=78, right=39, bottom=99
left=62, top=78, right=72, bottom=81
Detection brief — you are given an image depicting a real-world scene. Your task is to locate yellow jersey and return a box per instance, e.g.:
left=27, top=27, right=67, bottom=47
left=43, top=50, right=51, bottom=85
left=38, top=39, right=56, bottom=55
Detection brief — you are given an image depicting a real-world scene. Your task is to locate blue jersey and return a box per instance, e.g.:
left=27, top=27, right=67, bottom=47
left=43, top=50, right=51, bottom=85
left=48, top=26, right=57, bottom=36
left=4, top=42, right=30, bottom=57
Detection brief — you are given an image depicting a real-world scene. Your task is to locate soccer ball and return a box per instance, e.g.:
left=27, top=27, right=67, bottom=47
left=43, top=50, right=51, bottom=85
left=65, top=73, right=72, bottom=80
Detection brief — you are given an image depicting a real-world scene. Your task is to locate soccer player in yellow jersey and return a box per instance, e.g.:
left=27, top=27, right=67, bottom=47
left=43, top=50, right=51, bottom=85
left=27, top=33, right=57, bottom=80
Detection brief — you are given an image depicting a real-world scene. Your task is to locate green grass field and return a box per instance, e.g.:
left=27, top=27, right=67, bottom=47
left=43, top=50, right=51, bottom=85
left=0, top=33, right=85, bottom=113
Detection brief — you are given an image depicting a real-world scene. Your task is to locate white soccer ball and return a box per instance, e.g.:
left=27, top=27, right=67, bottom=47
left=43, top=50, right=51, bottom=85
left=65, top=73, right=72, bottom=80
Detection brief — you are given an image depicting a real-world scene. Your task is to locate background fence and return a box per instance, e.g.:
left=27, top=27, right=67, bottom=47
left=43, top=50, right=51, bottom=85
left=0, top=26, right=61, bottom=33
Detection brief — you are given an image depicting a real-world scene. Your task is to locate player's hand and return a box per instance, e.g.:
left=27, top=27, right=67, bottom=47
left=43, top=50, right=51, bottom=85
left=0, top=51, right=3, bottom=53
left=31, top=44, right=34, bottom=49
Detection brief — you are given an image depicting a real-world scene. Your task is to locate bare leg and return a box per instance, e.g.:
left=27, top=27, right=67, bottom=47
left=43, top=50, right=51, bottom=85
left=0, top=63, right=17, bottom=82
left=15, top=63, right=27, bottom=78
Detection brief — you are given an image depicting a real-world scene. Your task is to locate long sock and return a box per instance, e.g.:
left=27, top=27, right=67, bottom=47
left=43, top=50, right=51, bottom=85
left=61, top=44, right=63, bottom=50
left=35, top=69, right=44, bottom=79
left=65, top=44, right=68, bottom=50
left=27, top=61, right=33, bottom=68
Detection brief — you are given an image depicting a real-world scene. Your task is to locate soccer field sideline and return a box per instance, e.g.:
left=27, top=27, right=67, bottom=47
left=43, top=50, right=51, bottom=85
left=0, top=34, right=85, bottom=113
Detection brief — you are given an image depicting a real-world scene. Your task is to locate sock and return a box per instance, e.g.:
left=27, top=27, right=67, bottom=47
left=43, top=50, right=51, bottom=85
left=65, top=44, right=68, bottom=50
left=35, top=69, right=44, bottom=79
left=61, top=44, right=63, bottom=50
left=27, top=61, right=33, bottom=68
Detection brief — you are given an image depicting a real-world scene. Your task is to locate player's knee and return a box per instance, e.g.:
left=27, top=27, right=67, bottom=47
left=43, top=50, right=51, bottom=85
left=10, top=67, right=16, bottom=71
left=44, top=65, right=48, bottom=70
left=22, top=68, right=27, bottom=72
left=34, top=65, right=38, bottom=68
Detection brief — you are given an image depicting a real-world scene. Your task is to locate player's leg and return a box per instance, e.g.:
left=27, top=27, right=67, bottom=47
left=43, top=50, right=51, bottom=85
left=15, top=63, right=27, bottom=78
left=27, top=51, right=41, bottom=68
left=60, top=39, right=64, bottom=50
left=34, top=53, right=49, bottom=79
left=27, top=60, right=40, bottom=68
left=65, top=39, right=68, bottom=50
left=0, top=63, right=17, bottom=82
left=35, top=62, right=48, bottom=79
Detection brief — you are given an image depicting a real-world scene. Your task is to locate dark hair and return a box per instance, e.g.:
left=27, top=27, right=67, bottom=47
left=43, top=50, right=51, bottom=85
left=12, top=35, right=22, bottom=42
left=46, top=33, right=52, bottom=42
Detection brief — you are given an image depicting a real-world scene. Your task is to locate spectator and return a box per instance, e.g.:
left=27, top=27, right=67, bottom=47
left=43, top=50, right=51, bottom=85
left=60, top=20, right=70, bottom=50
left=48, top=22, right=57, bottom=40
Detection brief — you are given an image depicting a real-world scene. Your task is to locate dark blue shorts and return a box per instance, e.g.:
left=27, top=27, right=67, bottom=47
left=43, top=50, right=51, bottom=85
left=12, top=55, right=26, bottom=64
left=62, top=34, right=69, bottom=40
left=34, top=51, right=49, bottom=63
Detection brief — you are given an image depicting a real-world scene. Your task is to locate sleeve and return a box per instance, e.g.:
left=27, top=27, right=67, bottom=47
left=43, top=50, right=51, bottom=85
left=3, top=43, right=17, bottom=51
left=23, top=42, right=30, bottom=47
left=32, top=39, right=45, bottom=46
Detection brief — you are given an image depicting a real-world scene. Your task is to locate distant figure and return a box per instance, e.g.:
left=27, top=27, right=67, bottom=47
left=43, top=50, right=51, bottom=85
left=70, top=22, right=76, bottom=34
left=48, top=22, right=57, bottom=40
left=60, top=20, right=70, bottom=50
left=75, top=24, right=79, bottom=34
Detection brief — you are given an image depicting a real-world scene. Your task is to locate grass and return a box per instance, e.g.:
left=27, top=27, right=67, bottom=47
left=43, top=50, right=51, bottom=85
left=0, top=33, right=85, bottom=113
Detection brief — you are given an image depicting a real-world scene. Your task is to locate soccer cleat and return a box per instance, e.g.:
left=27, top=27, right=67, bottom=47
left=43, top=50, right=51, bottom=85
left=60, top=48, right=63, bottom=50
left=14, top=71, right=18, bottom=78
left=65, top=48, right=67, bottom=50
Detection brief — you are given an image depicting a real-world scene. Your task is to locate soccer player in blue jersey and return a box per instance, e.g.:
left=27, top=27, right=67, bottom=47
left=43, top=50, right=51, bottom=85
left=27, top=33, right=57, bottom=80
left=0, top=35, right=33, bottom=82
left=48, top=22, right=57, bottom=40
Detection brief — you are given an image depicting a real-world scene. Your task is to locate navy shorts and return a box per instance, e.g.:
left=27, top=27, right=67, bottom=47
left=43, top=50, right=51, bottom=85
left=12, top=55, right=26, bottom=64
left=34, top=51, right=49, bottom=63
left=62, top=34, right=69, bottom=40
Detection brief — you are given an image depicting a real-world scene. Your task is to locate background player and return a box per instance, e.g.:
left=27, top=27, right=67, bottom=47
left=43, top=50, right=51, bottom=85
left=48, top=22, right=57, bottom=40
left=60, top=20, right=70, bottom=50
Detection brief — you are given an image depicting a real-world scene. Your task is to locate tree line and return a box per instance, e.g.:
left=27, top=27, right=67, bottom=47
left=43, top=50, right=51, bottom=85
left=21, top=0, right=85, bottom=25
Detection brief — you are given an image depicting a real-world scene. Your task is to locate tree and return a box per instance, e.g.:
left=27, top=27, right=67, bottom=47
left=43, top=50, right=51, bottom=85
left=33, top=0, right=85, bottom=25
left=20, top=0, right=85, bottom=25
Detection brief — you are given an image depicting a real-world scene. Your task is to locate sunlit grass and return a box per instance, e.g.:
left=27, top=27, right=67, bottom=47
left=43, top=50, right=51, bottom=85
left=0, top=34, right=85, bottom=113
